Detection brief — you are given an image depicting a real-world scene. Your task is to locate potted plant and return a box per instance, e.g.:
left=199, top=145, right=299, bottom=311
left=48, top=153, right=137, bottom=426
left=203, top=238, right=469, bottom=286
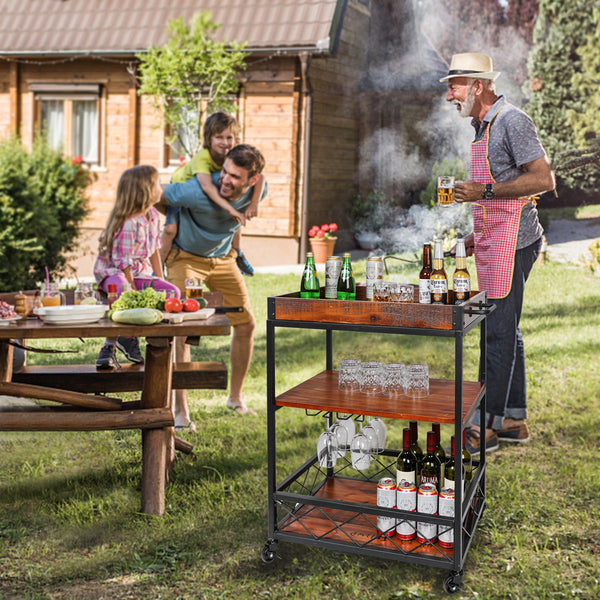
left=308, top=223, right=338, bottom=263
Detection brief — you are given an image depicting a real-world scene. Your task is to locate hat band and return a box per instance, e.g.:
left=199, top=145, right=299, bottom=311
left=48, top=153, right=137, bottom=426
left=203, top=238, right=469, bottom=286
left=447, top=69, right=487, bottom=76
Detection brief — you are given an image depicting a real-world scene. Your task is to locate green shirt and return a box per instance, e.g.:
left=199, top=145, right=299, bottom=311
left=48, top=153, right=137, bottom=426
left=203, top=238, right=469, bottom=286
left=170, top=148, right=220, bottom=183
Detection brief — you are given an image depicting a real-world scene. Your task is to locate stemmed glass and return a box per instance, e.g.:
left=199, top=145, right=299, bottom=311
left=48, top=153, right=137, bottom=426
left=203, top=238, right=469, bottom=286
left=317, top=428, right=338, bottom=469
left=330, top=420, right=349, bottom=459
left=350, top=424, right=372, bottom=471
left=368, top=416, right=387, bottom=454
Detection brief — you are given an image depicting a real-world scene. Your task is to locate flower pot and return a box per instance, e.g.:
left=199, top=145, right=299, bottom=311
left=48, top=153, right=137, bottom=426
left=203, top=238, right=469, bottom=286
left=309, top=237, right=337, bottom=263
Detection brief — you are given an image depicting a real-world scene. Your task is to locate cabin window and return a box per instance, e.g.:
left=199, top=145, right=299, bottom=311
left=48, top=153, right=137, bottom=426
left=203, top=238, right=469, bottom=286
left=30, top=83, right=103, bottom=166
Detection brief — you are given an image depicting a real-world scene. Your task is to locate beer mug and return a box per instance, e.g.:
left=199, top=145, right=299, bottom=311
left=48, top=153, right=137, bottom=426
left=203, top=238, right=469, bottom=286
left=437, top=176, right=455, bottom=207
left=184, top=278, right=204, bottom=299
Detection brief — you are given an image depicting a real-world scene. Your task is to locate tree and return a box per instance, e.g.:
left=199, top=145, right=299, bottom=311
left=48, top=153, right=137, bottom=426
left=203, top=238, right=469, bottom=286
left=136, top=11, right=247, bottom=159
left=0, top=137, right=92, bottom=291
left=526, top=0, right=599, bottom=193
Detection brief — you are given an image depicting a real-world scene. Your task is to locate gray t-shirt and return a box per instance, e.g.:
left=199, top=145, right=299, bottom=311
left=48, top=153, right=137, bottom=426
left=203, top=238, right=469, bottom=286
left=471, top=96, right=545, bottom=249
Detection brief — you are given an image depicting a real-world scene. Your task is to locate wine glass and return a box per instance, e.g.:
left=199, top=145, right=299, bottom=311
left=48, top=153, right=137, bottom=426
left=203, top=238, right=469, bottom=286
left=336, top=414, right=356, bottom=443
left=330, top=421, right=348, bottom=459
left=350, top=425, right=372, bottom=471
left=368, top=416, right=387, bottom=453
left=361, top=421, right=380, bottom=456
left=317, top=428, right=338, bottom=469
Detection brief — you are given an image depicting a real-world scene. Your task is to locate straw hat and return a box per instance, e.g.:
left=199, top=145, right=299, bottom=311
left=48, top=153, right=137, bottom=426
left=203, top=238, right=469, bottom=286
left=439, top=53, right=500, bottom=82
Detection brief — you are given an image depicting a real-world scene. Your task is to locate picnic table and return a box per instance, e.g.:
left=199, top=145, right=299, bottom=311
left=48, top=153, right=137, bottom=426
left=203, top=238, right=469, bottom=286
left=0, top=291, right=231, bottom=515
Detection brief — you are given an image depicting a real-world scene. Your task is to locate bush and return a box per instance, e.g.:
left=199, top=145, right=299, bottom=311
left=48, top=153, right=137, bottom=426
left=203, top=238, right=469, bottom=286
left=0, top=136, right=92, bottom=291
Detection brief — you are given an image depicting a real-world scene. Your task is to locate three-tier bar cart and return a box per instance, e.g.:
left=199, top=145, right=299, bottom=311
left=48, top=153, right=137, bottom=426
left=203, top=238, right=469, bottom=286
left=261, top=289, right=494, bottom=594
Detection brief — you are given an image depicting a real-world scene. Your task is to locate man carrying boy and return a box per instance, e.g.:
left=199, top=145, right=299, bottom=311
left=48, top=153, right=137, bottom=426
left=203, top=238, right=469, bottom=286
left=160, top=112, right=262, bottom=276
left=163, top=144, right=267, bottom=426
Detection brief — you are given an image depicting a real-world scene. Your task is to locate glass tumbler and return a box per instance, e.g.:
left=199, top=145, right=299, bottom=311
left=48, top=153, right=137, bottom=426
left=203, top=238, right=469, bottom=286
left=338, top=359, right=362, bottom=392
left=359, top=361, right=384, bottom=395
left=405, top=364, right=430, bottom=398
left=383, top=362, right=406, bottom=395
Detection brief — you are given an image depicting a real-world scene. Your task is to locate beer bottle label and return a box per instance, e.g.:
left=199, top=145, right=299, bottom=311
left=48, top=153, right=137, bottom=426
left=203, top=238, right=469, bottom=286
left=453, top=277, right=470, bottom=302
left=419, top=279, right=431, bottom=304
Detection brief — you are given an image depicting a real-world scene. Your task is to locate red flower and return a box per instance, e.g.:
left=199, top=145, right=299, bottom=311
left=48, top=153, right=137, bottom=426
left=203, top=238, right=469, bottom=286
left=71, top=155, right=83, bottom=165
left=308, top=222, right=338, bottom=238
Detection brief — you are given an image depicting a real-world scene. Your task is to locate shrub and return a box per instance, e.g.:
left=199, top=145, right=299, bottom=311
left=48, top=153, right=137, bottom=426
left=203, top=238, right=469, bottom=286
left=0, top=136, right=92, bottom=291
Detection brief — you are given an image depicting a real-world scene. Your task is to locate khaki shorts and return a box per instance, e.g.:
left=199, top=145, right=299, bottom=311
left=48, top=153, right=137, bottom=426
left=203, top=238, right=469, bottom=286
left=166, top=248, right=253, bottom=326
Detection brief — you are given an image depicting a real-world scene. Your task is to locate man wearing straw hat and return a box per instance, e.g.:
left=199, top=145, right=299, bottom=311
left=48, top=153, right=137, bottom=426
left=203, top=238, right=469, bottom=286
left=441, top=53, right=555, bottom=455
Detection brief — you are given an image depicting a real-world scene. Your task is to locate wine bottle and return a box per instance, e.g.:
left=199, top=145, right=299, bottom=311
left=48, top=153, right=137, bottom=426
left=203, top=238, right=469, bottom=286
left=409, top=420, right=423, bottom=477
left=300, top=252, right=320, bottom=299
left=444, top=435, right=465, bottom=495
left=420, top=430, right=442, bottom=491
left=396, top=427, right=417, bottom=487
left=462, top=429, right=473, bottom=486
left=419, top=243, right=432, bottom=304
left=432, top=422, right=446, bottom=465
left=452, top=238, right=471, bottom=304
left=430, top=238, right=448, bottom=305
left=337, top=253, right=356, bottom=300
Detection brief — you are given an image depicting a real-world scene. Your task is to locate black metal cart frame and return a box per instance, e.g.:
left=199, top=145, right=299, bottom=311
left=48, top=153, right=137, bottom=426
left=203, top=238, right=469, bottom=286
left=263, top=294, right=494, bottom=594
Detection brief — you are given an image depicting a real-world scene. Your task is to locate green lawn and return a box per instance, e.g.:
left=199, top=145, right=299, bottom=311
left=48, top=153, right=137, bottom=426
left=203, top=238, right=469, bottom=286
left=1, top=248, right=599, bottom=600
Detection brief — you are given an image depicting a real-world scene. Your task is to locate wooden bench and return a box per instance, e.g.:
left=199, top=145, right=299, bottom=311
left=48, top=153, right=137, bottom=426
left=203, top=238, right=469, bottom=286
left=12, top=361, right=227, bottom=394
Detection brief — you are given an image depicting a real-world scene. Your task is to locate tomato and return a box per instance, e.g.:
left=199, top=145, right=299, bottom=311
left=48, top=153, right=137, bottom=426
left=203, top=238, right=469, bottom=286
left=183, top=298, right=200, bottom=312
left=164, top=297, right=183, bottom=313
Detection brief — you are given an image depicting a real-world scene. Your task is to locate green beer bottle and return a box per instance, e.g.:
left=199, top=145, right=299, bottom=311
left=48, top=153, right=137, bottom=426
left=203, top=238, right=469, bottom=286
left=300, top=252, right=320, bottom=299
left=336, top=253, right=356, bottom=300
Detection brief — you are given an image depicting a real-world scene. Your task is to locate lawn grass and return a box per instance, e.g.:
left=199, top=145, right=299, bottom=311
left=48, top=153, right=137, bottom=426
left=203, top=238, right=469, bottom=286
left=1, top=252, right=599, bottom=599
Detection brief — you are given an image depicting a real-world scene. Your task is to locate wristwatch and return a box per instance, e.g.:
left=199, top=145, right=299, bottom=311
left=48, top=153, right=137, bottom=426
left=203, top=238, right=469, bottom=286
left=482, top=183, right=495, bottom=200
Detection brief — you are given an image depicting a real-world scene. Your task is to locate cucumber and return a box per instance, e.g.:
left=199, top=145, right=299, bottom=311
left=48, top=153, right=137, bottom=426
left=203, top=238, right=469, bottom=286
left=111, top=308, right=163, bottom=325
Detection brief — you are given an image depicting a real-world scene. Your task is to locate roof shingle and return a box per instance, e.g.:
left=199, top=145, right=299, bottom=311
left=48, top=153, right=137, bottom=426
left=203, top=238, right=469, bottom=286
left=0, top=0, right=342, bottom=54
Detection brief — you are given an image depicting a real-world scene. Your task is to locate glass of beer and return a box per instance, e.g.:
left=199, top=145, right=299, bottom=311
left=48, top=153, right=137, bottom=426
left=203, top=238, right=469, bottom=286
left=184, top=278, right=203, bottom=299
left=437, top=176, right=455, bottom=207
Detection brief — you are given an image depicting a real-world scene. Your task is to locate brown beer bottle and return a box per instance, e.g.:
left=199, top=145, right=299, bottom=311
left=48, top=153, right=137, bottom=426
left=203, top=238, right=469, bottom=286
left=452, top=238, right=471, bottom=305
left=419, top=243, right=432, bottom=304
left=430, top=238, right=448, bottom=304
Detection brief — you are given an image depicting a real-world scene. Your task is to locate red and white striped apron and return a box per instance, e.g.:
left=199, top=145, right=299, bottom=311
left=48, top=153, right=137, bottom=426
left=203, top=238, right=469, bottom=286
left=471, top=104, right=529, bottom=299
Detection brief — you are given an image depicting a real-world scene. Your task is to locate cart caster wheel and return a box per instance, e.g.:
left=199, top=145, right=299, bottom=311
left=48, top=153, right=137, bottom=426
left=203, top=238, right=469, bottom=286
left=443, top=570, right=463, bottom=594
left=261, top=541, right=277, bottom=564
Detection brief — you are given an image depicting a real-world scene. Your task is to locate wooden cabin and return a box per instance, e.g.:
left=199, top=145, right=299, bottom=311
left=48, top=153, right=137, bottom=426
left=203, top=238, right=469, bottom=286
left=0, top=0, right=371, bottom=275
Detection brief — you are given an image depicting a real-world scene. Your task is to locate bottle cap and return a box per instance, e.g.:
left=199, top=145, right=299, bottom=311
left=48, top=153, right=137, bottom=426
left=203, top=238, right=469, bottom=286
left=107, top=284, right=118, bottom=293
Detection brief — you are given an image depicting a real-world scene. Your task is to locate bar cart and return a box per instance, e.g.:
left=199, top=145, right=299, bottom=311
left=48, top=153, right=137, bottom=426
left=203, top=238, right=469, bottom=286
left=262, top=289, right=494, bottom=594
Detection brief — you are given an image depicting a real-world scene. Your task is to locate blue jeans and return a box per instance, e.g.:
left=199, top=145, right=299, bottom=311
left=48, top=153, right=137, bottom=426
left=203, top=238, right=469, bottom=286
left=475, top=237, right=542, bottom=430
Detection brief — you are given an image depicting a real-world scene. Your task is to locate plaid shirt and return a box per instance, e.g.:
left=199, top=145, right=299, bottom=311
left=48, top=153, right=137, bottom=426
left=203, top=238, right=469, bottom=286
left=94, top=207, right=162, bottom=284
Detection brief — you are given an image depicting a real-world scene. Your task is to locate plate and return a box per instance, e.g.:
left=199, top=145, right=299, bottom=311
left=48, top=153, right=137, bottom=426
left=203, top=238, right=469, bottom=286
left=34, top=304, right=108, bottom=325
left=161, top=308, right=215, bottom=323
left=0, top=316, right=21, bottom=326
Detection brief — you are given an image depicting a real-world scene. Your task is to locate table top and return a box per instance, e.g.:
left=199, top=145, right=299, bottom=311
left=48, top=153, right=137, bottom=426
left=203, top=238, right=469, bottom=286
left=0, top=314, right=231, bottom=340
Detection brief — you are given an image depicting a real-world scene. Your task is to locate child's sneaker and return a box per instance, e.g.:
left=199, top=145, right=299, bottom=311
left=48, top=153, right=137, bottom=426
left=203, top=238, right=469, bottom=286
left=235, top=249, right=254, bottom=276
left=96, top=343, right=119, bottom=370
left=115, top=337, right=144, bottom=364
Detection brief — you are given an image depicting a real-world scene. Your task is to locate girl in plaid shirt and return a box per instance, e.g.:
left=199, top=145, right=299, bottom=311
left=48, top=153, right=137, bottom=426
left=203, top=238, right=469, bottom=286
left=93, top=165, right=180, bottom=369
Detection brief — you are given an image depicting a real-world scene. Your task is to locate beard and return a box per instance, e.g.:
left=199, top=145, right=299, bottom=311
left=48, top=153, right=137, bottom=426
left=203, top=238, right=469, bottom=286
left=455, top=86, right=476, bottom=119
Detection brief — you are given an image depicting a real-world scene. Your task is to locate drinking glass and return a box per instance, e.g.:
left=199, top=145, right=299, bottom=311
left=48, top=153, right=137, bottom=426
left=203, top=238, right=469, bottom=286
left=368, top=416, right=387, bottom=453
left=373, top=281, right=389, bottom=302
left=184, top=278, right=204, bottom=299
left=74, top=282, right=98, bottom=305
left=350, top=426, right=372, bottom=471
left=361, top=421, right=380, bottom=455
left=405, top=363, right=430, bottom=398
left=437, top=176, right=456, bottom=207
left=338, top=359, right=361, bottom=392
left=40, top=282, right=65, bottom=307
left=383, top=362, right=405, bottom=395
left=330, top=421, right=349, bottom=459
left=359, top=361, right=384, bottom=395
left=317, top=428, right=338, bottom=469
left=336, top=415, right=356, bottom=442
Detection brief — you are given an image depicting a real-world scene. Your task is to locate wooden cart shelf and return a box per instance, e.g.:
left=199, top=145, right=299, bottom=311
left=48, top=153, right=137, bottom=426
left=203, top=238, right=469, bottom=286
left=278, top=477, right=456, bottom=560
left=275, top=370, right=484, bottom=424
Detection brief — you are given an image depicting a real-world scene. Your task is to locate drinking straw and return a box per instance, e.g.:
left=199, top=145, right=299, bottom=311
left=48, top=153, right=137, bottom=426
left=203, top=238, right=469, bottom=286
left=45, top=267, right=50, bottom=296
